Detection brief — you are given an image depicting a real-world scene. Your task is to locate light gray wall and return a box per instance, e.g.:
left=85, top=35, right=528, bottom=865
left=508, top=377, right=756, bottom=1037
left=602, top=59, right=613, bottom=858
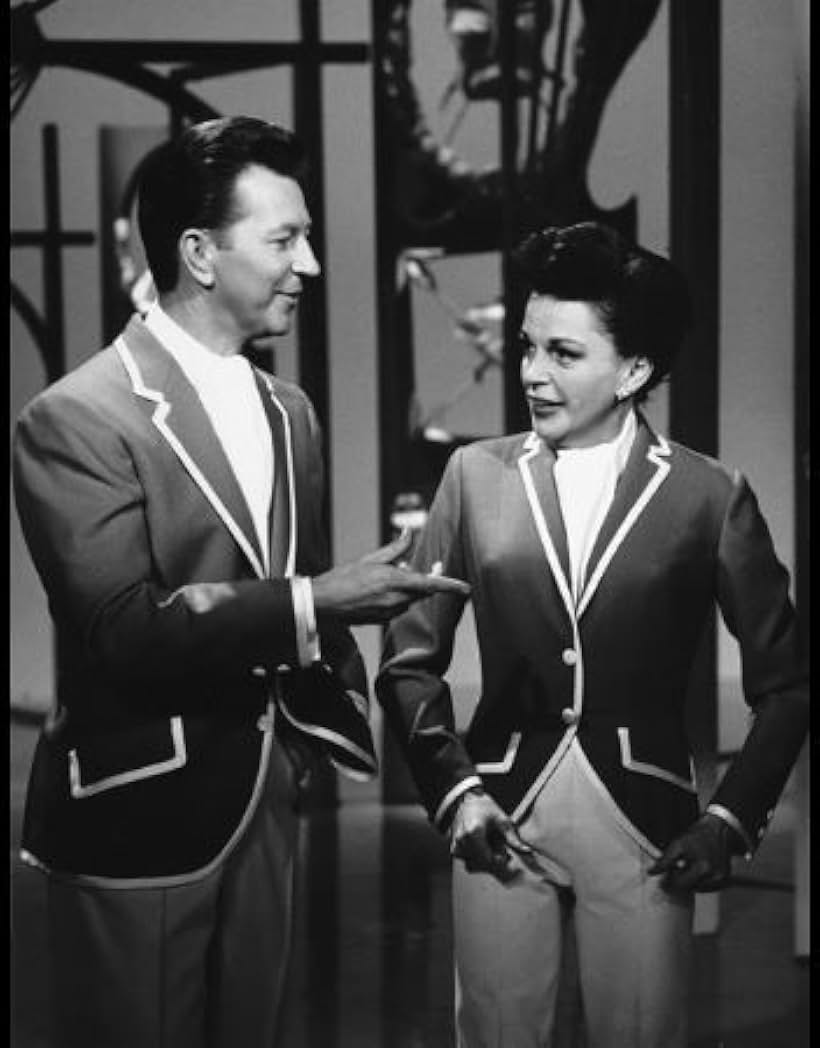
left=10, top=1, right=800, bottom=773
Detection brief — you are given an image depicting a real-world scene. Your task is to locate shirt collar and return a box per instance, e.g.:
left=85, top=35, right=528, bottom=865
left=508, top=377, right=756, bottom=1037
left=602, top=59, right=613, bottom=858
left=525, top=409, right=637, bottom=476
left=144, top=302, right=251, bottom=390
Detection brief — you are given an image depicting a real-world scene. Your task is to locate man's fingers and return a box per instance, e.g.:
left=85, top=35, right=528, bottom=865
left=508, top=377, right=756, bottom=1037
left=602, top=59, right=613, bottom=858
left=396, top=570, right=471, bottom=597
left=361, top=528, right=413, bottom=564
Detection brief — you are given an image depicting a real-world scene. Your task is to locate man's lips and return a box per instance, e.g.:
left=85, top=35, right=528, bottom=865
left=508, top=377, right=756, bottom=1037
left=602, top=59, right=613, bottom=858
left=527, top=396, right=563, bottom=410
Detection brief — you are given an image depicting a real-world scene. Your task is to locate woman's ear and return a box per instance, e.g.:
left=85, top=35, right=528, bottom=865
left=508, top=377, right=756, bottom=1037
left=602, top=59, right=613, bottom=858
left=178, top=228, right=216, bottom=288
left=616, top=357, right=654, bottom=401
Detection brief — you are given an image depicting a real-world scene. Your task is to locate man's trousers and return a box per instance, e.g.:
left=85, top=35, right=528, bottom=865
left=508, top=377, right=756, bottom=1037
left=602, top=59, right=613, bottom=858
left=45, top=734, right=299, bottom=1048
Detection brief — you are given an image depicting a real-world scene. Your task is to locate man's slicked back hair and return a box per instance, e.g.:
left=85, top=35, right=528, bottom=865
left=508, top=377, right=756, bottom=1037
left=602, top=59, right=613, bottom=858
left=137, top=116, right=307, bottom=294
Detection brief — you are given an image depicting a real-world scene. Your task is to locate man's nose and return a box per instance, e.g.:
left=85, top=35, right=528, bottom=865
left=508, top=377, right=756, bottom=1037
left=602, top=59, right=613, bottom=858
left=294, top=237, right=321, bottom=277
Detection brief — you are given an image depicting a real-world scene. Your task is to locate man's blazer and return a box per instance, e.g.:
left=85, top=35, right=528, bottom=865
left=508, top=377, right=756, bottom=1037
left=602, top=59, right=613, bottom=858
left=13, top=315, right=375, bottom=886
left=377, top=415, right=808, bottom=856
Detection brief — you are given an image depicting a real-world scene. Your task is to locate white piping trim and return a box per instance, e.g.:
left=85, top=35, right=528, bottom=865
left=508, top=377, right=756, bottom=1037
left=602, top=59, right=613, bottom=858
left=68, top=717, right=187, bottom=799
left=517, top=447, right=575, bottom=623
left=617, top=727, right=697, bottom=794
left=277, top=703, right=377, bottom=777
left=379, top=645, right=436, bottom=674
left=571, top=738, right=662, bottom=857
left=510, top=730, right=577, bottom=823
left=115, top=338, right=265, bottom=580
left=26, top=700, right=277, bottom=890
left=434, top=776, right=484, bottom=827
left=261, top=377, right=297, bottom=579
left=475, top=731, right=522, bottom=774
left=576, top=434, right=671, bottom=619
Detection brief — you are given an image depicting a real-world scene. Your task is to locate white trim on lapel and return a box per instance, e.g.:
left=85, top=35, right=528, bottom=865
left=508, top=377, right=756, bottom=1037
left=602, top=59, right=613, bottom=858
left=575, top=432, right=672, bottom=619
left=115, top=337, right=266, bottom=580
left=517, top=438, right=575, bottom=623
left=517, top=437, right=586, bottom=716
left=259, top=375, right=297, bottom=579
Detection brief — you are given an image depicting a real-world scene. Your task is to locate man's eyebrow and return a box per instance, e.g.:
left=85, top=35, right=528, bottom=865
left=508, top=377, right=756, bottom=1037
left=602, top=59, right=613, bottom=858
left=268, top=220, right=311, bottom=236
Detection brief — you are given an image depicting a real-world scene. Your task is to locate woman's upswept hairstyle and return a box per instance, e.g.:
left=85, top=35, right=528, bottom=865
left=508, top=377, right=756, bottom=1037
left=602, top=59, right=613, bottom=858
left=137, top=116, right=307, bottom=294
left=511, top=222, right=693, bottom=400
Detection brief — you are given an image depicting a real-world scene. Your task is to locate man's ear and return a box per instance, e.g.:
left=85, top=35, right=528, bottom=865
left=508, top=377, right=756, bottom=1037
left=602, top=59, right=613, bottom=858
left=617, top=356, right=654, bottom=400
left=179, top=228, right=216, bottom=288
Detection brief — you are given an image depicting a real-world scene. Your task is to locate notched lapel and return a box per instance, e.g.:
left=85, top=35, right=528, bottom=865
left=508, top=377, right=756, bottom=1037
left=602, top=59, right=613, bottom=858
left=115, top=320, right=267, bottom=579
left=517, top=434, right=574, bottom=623
left=255, top=372, right=296, bottom=579
left=577, top=420, right=671, bottom=616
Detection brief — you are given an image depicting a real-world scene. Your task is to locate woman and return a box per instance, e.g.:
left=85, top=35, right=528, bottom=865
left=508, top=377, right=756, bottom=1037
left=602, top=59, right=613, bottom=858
left=376, top=222, right=808, bottom=1047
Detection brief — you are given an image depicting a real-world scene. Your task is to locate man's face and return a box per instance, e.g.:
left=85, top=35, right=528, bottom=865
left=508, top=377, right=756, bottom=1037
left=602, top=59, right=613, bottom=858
left=519, top=293, right=635, bottom=449
left=209, top=164, right=320, bottom=342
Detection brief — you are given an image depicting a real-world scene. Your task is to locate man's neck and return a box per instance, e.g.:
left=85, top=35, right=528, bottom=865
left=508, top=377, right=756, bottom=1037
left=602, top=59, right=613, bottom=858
left=156, top=292, right=241, bottom=358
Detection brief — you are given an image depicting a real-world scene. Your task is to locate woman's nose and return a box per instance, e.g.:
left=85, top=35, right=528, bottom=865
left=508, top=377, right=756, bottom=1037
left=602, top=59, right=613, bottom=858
left=521, top=348, right=550, bottom=385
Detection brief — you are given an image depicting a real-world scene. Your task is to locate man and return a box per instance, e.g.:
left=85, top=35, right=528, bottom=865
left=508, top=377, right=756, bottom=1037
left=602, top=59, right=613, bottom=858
left=12, top=115, right=468, bottom=1048
left=376, top=222, right=808, bottom=1046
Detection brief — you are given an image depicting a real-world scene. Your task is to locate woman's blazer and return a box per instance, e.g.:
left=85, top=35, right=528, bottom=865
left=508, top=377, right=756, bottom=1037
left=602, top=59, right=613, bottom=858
left=377, top=415, right=808, bottom=856
left=13, top=315, right=375, bottom=886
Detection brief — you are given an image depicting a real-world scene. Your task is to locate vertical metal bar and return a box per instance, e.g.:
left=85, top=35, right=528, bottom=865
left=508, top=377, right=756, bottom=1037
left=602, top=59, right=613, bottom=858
left=293, top=0, right=338, bottom=815
left=544, top=0, right=572, bottom=158
left=500, top=0, right=528, bottom=434
left=371, top=0, right=423, bottom=805
left=42, top=124, right=66, bottom=383
left=668, top=0, right=721, bottom=936
left=792, top=0, right=810, bottom=962
left=372, top=0, right=404, bottom=543
left=295, top=0, right=332, bottom=519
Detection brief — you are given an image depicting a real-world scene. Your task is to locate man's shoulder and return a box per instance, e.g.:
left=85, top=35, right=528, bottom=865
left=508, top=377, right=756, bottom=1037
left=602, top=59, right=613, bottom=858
left=19, top=341, right=125, bottom=418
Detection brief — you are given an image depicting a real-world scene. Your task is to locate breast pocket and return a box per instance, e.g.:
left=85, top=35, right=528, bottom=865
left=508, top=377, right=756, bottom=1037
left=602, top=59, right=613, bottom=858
left=68, top=717, right=188, bottom=799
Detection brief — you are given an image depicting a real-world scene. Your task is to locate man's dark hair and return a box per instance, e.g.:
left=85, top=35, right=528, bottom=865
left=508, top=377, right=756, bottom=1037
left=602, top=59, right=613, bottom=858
left=511, top=222, right=693, bottom=400
left=136, top=116, right=307, bottom=294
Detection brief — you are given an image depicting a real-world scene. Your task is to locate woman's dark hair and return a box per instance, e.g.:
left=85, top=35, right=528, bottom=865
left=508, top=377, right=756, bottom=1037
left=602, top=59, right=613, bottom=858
left=136, top=116, right=307, bottom=294
left=510, top=222, right=693, bottom=400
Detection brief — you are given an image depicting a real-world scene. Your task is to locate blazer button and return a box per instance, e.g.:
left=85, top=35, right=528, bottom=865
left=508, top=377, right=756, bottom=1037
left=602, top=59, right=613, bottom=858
left=561, top=648, right=578, bottom=666
left=251, top=666, right=267, bottom=678
left=561, top=707, right=579, bottom=726
left=257, top=713, right=274, bottom=732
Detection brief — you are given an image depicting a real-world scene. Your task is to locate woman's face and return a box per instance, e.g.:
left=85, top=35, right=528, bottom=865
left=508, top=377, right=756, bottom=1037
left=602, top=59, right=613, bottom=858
left=519, top=293, right=646, bottom=449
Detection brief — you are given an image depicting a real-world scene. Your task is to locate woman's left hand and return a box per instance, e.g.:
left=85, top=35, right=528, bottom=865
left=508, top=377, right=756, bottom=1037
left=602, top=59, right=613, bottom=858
left=648, top=813, right=740, bottom=893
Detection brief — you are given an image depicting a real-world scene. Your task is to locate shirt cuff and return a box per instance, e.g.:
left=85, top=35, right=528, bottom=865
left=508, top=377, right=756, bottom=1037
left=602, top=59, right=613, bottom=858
left=705, top=803, right=755, bottom=859
left=434, top=776, right=484, bottom=830
left=291, top=576, right=321, bottom=668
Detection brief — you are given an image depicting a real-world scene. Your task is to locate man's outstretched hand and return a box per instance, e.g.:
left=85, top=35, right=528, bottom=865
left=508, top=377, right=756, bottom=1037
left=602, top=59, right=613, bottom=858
left=312, top=528, right=470, bottom=625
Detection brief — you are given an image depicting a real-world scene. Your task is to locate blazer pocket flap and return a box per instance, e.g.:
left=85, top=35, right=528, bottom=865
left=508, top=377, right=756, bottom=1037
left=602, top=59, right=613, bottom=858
left=617, top=726, right=696, bottom=793
left=68, top=717, right=187, bottom=799
left=473, top=731, right=522, bottom=774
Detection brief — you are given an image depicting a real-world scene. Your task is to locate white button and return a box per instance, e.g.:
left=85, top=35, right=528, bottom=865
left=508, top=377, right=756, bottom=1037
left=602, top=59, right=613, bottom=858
left=251, top=666, right=267, bottom=678
left=561, top=649, right=578, bottom=666
left=561, top=707, right=579, bottom=726
left=256, top=713, right=274, bottom=732
left=276, top=663, right=292, bottom=674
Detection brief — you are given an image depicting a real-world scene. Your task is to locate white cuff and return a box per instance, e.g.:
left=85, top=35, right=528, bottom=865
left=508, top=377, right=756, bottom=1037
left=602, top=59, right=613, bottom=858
left=434, top=776, right=484, bottom=829
left=291, top=576, right=321, bottom=668
left=705, top=803, right=754, bottom=858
